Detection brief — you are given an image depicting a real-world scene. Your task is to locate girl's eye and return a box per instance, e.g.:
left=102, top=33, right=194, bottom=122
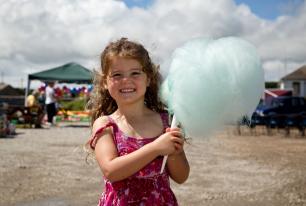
left=131, top=71, right=141, bottom=76
left=111, top=73, right=122, bottom=78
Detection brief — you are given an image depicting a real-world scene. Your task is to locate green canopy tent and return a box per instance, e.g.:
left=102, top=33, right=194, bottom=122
left=25, top=62, right=93, bottom=105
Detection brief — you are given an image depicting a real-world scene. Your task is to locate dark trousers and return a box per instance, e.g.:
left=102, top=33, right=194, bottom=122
left=46, top=103, right=56, bottom=123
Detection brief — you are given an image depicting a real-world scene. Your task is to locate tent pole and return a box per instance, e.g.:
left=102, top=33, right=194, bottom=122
left=25, top=76, right=31, bottom=106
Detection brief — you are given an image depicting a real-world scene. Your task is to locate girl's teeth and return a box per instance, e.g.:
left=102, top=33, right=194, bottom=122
left=120, top=89, right=135, bottom=93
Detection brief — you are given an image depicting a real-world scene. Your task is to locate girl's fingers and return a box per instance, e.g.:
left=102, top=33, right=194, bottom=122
left=171, top=136, right=184, bottom=146
left=166, top=128, right=184, bottom=139
left=168, top=127, right=181, bottom=132
left=170, top=133, right=185, bottom=142
left=169, top=130, right=183, bottom=138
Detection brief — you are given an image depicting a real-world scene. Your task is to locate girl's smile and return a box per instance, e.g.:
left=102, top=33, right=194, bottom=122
left=119, top=88, right=137, bottom=98
left=119, top=88, right=136, bottom=93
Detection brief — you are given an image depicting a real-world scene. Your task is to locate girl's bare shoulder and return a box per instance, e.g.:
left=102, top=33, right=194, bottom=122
left=92, top=116, right=110, bottom=134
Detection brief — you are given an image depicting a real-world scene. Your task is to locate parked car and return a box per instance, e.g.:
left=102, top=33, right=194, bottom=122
left=252, top=96, right=306, bottom=127
left=256, top=96, right=306, bottom=116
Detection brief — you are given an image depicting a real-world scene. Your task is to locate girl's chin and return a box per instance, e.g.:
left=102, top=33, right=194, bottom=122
left=116, top=94, right=145, bottom=104
left=119, top=92, right=136, bottom=98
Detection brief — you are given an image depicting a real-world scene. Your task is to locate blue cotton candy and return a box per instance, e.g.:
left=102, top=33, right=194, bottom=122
left=161, top=37, right=264, bottom=138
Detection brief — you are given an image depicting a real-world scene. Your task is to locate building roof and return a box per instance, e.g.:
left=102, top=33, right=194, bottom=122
left=0, top=83, right=24, bottom=96
left=264, top=89, right=292, bottom=98
left=281, top=65, right=306, bottom=81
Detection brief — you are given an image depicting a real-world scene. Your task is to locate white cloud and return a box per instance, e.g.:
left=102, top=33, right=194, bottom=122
left=0, top=0, right=305, bottom=87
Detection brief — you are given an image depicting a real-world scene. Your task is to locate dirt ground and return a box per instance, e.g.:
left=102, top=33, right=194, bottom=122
left=0, top=123, right=306, bottom=206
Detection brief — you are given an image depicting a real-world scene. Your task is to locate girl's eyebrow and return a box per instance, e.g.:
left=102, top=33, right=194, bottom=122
left=130, top=68, right=143, bottom=71
left=111, top=68, right=142, bottom=73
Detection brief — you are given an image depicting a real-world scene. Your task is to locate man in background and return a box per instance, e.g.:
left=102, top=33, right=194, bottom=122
left=45, top=81, right=57, bottom=125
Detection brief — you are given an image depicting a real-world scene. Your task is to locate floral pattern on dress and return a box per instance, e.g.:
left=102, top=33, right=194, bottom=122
left=93, top=113, right=178, bottom=206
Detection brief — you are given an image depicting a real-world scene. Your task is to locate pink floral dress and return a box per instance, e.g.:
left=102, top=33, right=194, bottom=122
left=89, top=113, right=178, bottom=206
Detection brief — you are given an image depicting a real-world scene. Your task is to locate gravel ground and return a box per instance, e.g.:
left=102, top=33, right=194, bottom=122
left=0, top=123, right=306, bottom=206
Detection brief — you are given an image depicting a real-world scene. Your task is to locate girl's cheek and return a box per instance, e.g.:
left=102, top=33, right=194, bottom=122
left=106, top=81, right=116, bottom=90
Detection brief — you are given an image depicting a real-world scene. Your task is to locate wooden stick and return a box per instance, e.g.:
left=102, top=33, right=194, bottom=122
left=160, top=115, right=177, bottom=173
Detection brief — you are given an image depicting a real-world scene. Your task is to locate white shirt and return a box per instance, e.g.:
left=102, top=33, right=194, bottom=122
left=45, top=86, right=56, bottom=104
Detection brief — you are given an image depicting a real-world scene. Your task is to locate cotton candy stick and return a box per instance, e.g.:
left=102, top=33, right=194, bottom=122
left=160, top=115, right=177, bottom=173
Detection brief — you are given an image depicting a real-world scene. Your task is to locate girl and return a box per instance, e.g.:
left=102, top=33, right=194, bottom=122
left=87, top=38, right=189, bottom=205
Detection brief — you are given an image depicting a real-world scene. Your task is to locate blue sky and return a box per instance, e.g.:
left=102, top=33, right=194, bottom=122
left=234, top=0, right=304, bottom=19
left=124, top=0, right=304, bottom=20
left=123, top=0, right=154, bottom=8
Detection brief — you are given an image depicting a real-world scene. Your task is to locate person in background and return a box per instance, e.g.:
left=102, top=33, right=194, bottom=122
left=26, top=90, right=38, bottom=108
left=26, top=90, right=44, bottom=128
left=86, top=38, right=189, bottom=205
left=45, top=81, right=57, bottom=125
left=38, top=90, right=46, bottom=109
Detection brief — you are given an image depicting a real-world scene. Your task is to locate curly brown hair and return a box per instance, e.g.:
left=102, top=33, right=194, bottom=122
left=87, top=38, right=166, bottom=126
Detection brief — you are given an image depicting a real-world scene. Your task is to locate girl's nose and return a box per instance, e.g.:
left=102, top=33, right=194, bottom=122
left=121, top=75, right=131, bottom=81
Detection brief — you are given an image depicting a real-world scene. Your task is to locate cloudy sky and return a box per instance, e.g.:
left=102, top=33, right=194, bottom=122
left=0, top=0, right=305, bottom=88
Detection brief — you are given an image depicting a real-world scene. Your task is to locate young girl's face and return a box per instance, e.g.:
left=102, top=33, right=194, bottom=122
left=105, top=57, right=150, bottom=106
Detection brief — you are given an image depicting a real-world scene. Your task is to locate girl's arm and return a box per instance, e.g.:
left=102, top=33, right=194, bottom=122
left=167, top=151, right=190, bottom=184
left=166, top=128, right=190, bottom=184
left=93, top=117, right=182, bottom=182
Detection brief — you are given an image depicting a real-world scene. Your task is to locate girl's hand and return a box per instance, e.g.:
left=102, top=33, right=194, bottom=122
left=166, top=128, right=185, bottom=155
left=152, top=128, right=184, bottom=156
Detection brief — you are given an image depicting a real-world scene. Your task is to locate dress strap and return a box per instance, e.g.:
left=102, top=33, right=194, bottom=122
left=89, top=120, right=118, bottom=150
left=160, top=113, right=170, bottom=130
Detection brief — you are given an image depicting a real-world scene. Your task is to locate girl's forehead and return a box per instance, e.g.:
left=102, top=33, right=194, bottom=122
left=109, top=57, right=142, bottom=71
